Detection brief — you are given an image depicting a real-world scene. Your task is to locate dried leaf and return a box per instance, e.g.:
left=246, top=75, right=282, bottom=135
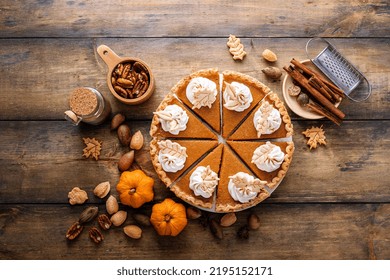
left=157, top=140, right=187, bottom=158
left=302, top=126, right=327, bottom=150
left=82, top=137, right=102, bottom=160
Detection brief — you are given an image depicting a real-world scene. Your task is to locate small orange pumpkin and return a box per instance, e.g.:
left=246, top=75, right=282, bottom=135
left=150, top=198, right=187, bottom=236
left=116, top=170, right=154, bottom=208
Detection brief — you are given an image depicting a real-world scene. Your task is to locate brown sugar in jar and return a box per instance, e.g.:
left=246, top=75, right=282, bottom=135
left=65, top=87, right=111, bottom=125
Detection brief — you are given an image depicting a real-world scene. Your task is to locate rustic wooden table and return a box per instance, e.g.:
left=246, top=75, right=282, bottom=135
left=0, top=0, right=389, bottom=260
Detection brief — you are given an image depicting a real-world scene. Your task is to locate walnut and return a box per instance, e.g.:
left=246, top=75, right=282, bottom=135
left=68, top=187, right=88, bottom=205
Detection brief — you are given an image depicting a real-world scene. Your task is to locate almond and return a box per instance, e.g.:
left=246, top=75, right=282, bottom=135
left=262, top=49, right=277, bottom=62
left=110, top=210, right=127, bottom=227
left=123, top=225, right=142, bottom=239
left=118, top=150, right=135, bottom=172
left=220, top=212, right=237, bottom=227
left=106, top=195, right=119, bottom=215
left=130, top=130, right=144, bottom=150
left=93, top=181, right=110, bottom=198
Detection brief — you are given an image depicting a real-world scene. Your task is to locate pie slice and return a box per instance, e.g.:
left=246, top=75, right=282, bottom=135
left=150, top=139, right=218, bottom=187
left=229, top=93, right=293, bottom=140
left=150, top=93, right=217, bottom=140
left=221, top=70, right=269, bottom=138
left=228, top=140, right=294, bottom=188
left=170, top=143, right=224, bottom=209
left=171, top=68, right=221, bottom=133
left=215, top=145, right=270, bottom=213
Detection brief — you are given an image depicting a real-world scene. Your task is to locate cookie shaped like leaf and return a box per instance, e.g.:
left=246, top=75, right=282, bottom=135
left=82, top=137, right=102, bottom=160
left=302, top=126, right=327, bottom=150
left=157, top=140, right=187, bottom=159
left=227, top=34, right=246, bottom=61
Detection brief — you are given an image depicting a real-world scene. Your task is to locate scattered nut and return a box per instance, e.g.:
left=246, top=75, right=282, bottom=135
left=78, top=206, right=99, bottom=224
left=110, top=210, right=127, bottom=226
left=117, top=124, right=132, bottom=146
left=132, top=213, right=151, bottom=227
left=123, top=225, right=143, bottom=239
left=262, top=66, right=282, bottom=80
left=106, top=195, right=119, bottom=215
left=220, top=212, right=237, bottom=227
left=210, top=219, right=223, bottom=240
left=288, top=85, right=301, bottom=97
left=130, top=130, right=144, bottom=150
left=98, top=214, right=112, bottom=230
left=89, top=227, right=104, bottom=244
left=118, top=150, right=135, bottom=172
left=237, top=225, right=250, bottom=239
left=186, top=207, right=202, bottom=220
left=262, top=49, right=277, bottom=62
left=93, top=181, right=111, bottom=198
left=65, top=221, right=84, bottom=240
left=248, top=213, right=260, bottom=230
left=68, top=187, right=88, bottom=205
left=110, top=113, right=126, bottom=130
left=297, top=93, right=310, bottom=106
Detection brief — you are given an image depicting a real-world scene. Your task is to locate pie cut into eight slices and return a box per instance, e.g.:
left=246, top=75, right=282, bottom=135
left=150, top=68, right=294, bottom=212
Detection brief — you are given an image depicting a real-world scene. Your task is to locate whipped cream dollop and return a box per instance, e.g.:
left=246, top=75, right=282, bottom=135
left=223, top=82, right=253, bottom=112
left=252, top=141, right=285, bottom=172
left=154, top=104, right=189, bottom=135
left=186, top=77, right=217, bottom=109
left=228, top=172, right=267, bottom=203
left=253, top=101, right=281, bottom=138
left=189, top=165, right=219, bottom=198
left=157, top=140, right=187, bottom=173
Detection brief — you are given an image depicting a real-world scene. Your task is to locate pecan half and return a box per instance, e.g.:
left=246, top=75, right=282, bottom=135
left=66, top=221, right=84, bottom=240
left=98, top=214, right=112, bottom=230
left=89, top=227, right=104, bottom=244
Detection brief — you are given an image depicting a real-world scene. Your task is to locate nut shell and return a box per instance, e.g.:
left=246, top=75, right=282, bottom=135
left=123, top=225, right=143, bottom=239
left=248, top=213, right=260, bottom=230
left=110, top=210, right=127, bottom=226
left=117, top=124, right=131, bottom=146
left=130, top=130, right=144, bottom=150
left=111, top=113, right=125, bottom=130
left=106, top=195, right=119, bottom=215
left=262, top=49, right=278, bottom=62
left=118, top=150, right=135, bottom=172
left=261, top=66, right=282, bottom=80
left=93, top=181, right=111, bottom=198
left=220, top=212, right=237, bottom=227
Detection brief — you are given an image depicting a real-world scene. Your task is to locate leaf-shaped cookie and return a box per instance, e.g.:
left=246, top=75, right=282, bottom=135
left=82, top=137, right=102, bottom=160
left=302, top=126, right=327, bottom=150
left=227, top=34, right=246, bottom=61
left=157, top=140, right=187, bottom=158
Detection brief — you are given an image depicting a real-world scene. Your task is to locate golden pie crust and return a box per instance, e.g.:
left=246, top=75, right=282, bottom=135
left=150, top=69, right=294, bottom=212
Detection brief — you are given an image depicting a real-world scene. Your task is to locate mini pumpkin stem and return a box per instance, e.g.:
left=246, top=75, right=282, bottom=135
left=129, top=188, right=136, bottom=195
left=164, top=214, right=171, bottom=222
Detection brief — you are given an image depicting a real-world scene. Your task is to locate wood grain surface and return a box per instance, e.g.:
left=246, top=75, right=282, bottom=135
left=0, top=0, right=389, bottom=260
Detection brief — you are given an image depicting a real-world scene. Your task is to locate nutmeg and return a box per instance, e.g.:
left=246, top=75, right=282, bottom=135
left=262, top=66, right=282, bottom=80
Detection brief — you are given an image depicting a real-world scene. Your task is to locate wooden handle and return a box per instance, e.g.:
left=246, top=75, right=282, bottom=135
left=97, top=45, right=122, bottom=70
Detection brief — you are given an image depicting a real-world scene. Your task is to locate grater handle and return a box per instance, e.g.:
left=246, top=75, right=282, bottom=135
left=305, top=37, right=372, bottom=102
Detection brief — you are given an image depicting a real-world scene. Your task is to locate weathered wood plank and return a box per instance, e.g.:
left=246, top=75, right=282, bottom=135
left=0, top=203, right=388, bottom=260
left=0, top=0, right=388, bottom=38
left=0, top=120, right=389, bottom=204
left=0, top=38, right=388, bottom=120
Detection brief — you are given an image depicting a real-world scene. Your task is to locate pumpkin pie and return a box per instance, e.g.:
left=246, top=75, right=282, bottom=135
left=171, top=68, right=221, bottom=133
left=170, top=143, right=223, bottom=209
left=215, top=145, right=270, bottom=212
left=150, top=139, right=218, bottom=187
left=150, top=93, right=217, bottom=140
left=150, top=69, right=293, bottom=213
left=229, top=92, right=293, bottom=140
left=228, top=140, right=294, bottom=188
left=221, top=70, right=269, bottom=138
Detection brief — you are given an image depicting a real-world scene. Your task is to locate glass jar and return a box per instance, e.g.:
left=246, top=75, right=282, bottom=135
left=64, top=87, right=111, bottom=125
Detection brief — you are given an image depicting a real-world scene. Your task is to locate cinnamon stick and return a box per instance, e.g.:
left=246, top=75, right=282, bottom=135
left=283, top=66, right=345, bottom=120
left=306, top=102, right=342, bottom=125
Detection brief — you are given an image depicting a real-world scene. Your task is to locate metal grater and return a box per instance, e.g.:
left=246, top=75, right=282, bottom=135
left=305, top=37, right=371, bottom=102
